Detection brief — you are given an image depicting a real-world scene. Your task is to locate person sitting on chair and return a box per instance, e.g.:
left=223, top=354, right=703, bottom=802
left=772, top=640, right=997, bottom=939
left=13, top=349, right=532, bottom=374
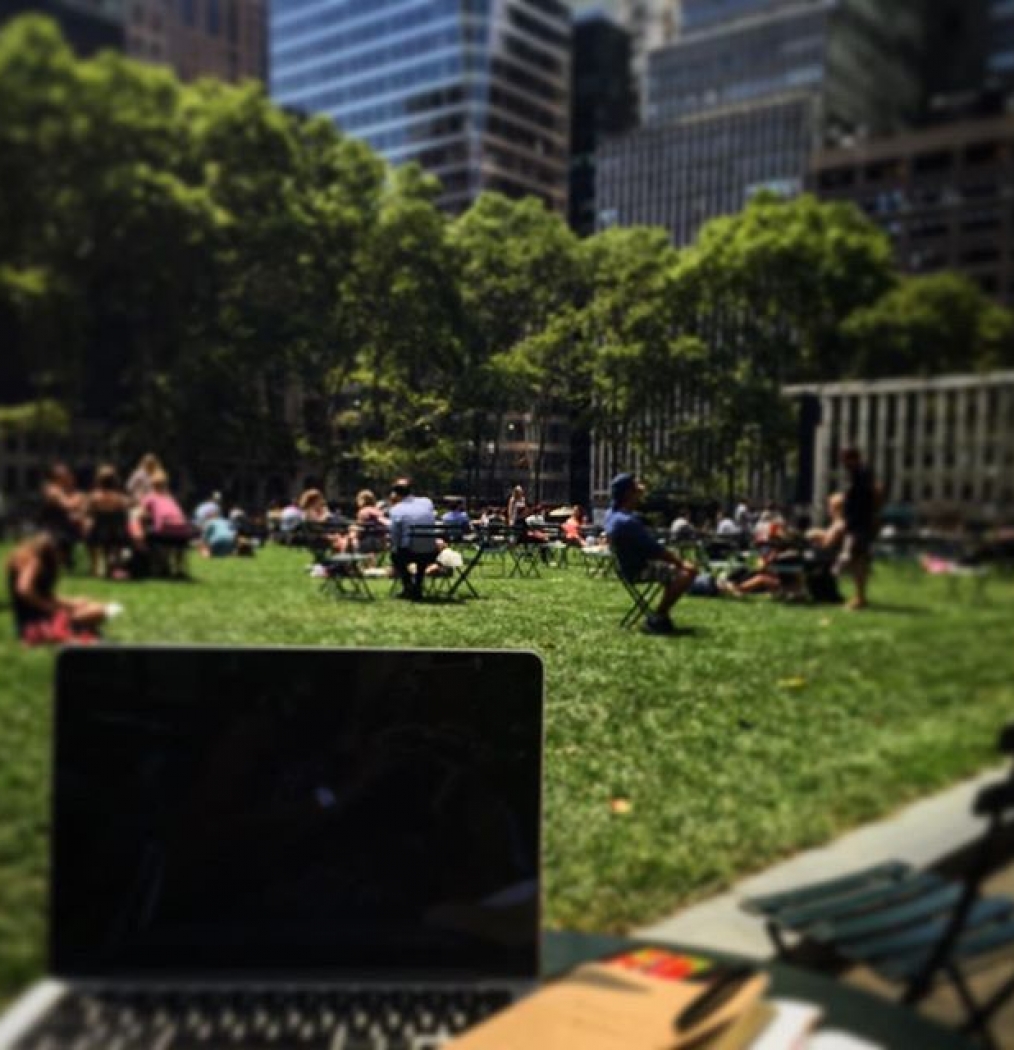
left=605, top=473, right=697, bottom=635
left=388, top=477, right=437, bottom=600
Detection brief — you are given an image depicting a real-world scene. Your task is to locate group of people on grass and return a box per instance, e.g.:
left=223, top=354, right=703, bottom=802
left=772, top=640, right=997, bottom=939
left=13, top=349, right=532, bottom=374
left=7, top=449, right=878, bottom=643
left=5, top=453, right=255, bottom=644
left=605, top=447, right=880, bottom=635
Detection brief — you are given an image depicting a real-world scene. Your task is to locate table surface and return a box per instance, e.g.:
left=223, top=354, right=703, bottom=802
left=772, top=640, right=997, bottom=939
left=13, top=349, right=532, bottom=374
left=542, top=931, right=975, bottom=1050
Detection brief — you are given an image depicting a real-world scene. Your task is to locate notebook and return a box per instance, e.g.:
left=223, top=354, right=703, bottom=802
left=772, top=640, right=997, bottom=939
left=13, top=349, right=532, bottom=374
left=0, top=646, right=544, bottom=1050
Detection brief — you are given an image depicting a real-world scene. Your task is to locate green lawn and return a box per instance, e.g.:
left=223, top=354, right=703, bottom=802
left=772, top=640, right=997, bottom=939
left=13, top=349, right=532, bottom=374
left=1, top=544, right=1013, bottom=1000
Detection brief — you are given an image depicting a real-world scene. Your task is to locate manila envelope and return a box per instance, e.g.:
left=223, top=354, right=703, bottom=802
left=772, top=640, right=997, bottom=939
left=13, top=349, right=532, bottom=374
left=447, top=963, right=769, bottom=1050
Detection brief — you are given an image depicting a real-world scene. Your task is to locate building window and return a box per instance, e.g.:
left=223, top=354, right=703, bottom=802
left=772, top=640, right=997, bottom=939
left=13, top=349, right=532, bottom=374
left=182, top=0, right=195, bottom=27
left=208, top=0, right=220, bottom=34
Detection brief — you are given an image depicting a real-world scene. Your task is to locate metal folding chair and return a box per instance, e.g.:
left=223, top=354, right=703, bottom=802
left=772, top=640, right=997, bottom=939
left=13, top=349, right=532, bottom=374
left=742, top=724, right=1014, bottom=1049
left=616, top=569, right=663, bottom=629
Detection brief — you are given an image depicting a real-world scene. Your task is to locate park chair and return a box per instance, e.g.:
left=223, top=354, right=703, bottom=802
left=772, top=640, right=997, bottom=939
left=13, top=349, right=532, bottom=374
left=507, top=525, right=543, bottom=579
left=742, top=725, right=1014, bottom=1048
left=318, top=553, right=374, bottom=601
left=615, top=564, right=663, bottom=629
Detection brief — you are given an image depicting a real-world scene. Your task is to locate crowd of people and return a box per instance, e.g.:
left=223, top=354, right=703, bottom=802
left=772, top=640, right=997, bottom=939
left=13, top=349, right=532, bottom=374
left=5, top=449, right=880, bottom=643
left=4, top=453, right=260, bottom=644
left=605, top=447, right=881, bottom=634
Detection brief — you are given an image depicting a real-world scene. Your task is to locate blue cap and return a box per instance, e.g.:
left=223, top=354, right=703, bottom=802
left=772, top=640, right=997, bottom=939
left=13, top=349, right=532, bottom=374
left=610, top=473, right=636, bottom=506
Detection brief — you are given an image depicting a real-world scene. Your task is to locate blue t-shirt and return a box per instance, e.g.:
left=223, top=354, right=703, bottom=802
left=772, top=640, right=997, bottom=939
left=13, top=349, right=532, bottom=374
left=202, top=517, right=236, bottom=556
left=604, top=507, right=664, bottom=579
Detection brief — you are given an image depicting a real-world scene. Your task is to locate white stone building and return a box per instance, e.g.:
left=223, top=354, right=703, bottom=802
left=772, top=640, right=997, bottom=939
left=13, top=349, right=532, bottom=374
left=786, top=371, right=1014, bottom=526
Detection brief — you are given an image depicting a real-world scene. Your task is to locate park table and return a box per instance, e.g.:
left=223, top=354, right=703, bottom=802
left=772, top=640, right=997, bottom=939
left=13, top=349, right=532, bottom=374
left=541, top=931, right=976, bottom=1050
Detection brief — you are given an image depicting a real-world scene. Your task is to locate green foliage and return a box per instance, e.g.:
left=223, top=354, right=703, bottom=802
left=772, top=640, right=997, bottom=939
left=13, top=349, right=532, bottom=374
left=842, top=272, right=1014, bottom=378
left=2, top=15, right=1009, bottom=503
left=0, top=400, right=69, bottom=434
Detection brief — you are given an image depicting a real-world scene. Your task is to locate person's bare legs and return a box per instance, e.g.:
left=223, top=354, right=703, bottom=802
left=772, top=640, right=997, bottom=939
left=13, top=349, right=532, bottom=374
left=67, top=599, right=107, bottom=631
left=658, top=565, right=696, bottom=618
left=849, top=555, right=870, bottom=609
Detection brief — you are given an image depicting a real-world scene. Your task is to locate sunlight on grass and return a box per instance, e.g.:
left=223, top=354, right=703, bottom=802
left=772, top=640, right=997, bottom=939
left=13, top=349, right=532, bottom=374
left=1, top=545, right=1012, bottom=998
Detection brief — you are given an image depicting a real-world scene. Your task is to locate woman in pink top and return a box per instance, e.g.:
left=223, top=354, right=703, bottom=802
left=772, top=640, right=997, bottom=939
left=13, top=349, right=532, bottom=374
left=141, top=472, right=191, bottom=576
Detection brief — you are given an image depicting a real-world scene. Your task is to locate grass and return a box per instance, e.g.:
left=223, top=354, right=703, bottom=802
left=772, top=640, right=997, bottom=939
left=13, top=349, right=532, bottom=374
left=1, top=544, right=1013, bottom=999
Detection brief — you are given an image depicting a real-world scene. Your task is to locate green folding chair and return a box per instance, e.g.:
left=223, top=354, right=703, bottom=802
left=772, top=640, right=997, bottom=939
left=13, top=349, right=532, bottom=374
left=742, top=725, right=1014, bottom=1049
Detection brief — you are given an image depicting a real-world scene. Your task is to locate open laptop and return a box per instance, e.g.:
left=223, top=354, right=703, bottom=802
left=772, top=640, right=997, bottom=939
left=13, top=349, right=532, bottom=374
left=0, top=646, right=544, bottom=1050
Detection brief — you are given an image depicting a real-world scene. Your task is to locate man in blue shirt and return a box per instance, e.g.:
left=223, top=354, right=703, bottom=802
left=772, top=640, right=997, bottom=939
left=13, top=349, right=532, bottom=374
left=441, top=499, right=471, bottom=541
left=388, top=478, right=437, bottom=600
left=605, top=473, right=697, bottom=635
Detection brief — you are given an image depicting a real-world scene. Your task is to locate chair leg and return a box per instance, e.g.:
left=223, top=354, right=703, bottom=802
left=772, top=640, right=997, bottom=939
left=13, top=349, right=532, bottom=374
left=957, top=964, right=1014, bottom=1047
left=765, top=920, right=791, bottom=958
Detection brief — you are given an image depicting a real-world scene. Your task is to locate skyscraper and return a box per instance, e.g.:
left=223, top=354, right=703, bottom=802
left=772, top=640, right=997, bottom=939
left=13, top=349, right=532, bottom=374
left=569, top=10, right=636, bottom=235
left=569, top=0, right=681, bottom=114
left=270, top=0, right=572, bottom=214
left=126, top=0, right=267, bottom=82
left=595, top=0, right=925, bottom=244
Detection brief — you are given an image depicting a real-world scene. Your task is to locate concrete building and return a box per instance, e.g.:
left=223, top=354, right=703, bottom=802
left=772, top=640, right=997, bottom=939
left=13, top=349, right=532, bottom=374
left=3, top=0, right=266, bottom=81
left=786, top=371, right=1014, bottom=526
left=595, top=0, right=924, bottom=244
left=125, top=0, right=267, bottom=82
left=597, top=94, right=813, bottom=243
left=270, top=0, right=572, bottom=214
left=809, top=113, right=1014, bottom=305
left=570, top=10, right=637, bottom=236
left=1, top=0, right=124, bottom=55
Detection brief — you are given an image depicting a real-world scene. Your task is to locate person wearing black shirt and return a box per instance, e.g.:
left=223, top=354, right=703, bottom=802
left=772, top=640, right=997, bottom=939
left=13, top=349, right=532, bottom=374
left=840, top=447, right=879, bottom=610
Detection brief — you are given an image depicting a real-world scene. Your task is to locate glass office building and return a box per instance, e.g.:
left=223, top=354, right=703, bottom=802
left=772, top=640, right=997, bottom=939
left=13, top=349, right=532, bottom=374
left=597, top=0, right=924, bottom=244
left=270, top=0, right=571, bottom=213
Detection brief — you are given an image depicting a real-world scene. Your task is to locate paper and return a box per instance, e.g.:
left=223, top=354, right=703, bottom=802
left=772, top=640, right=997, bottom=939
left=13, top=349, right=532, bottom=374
left=806, top=1033, right=885, bottom=1050
left=446, top=962, right=769, bottom=1050
left=748, top=999, right=823, bottom=1050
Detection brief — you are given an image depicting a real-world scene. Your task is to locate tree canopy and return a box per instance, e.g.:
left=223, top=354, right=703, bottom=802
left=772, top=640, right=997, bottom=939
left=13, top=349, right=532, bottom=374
left=2, top=15, right=1011, bottom=501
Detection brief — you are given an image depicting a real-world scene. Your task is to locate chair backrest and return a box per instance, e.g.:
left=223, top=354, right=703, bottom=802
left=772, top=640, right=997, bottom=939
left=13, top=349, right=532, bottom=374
left=406, top=523, right=442, bottom=555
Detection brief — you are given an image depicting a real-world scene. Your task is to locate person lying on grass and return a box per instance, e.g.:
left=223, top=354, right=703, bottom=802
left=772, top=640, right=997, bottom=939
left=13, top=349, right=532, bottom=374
left=6, top=532, right=114, bottom=645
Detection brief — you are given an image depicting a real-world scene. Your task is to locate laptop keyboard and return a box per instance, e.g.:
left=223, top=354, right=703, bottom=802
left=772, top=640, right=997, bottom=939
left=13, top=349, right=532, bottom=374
left=13, top=986, right=514, bottom=1049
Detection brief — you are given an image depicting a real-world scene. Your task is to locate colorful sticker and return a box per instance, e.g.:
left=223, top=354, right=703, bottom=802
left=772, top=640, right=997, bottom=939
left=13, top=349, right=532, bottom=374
left=606, top=948, right=713, bottom=982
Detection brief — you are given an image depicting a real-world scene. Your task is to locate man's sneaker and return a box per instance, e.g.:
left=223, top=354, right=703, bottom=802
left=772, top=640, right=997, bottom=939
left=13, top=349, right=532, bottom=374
left=643, top=614, right=675, bottom=635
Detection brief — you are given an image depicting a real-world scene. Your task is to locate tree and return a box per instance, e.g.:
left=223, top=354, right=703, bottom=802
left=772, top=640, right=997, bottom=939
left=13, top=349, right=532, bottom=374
left=341, top=164, right=464, bottom=493
left=842, top=273, right=1014, bottom=378
left=677, top=193, right=897, bottom=383
left=450, top=193, right=582, bottom=499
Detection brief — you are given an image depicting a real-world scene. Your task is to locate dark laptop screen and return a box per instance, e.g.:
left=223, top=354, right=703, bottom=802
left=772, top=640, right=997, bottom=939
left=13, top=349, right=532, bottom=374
left=51, top=648, right=542, bottom=979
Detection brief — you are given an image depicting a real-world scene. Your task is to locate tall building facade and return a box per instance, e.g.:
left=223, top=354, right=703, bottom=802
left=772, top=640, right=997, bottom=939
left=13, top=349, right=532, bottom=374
left=987, top=0, right=1014, bottom=101
left=270, top=0, right=572, bottom=214
left=809, top=113, right=1014, bottom=305
left=595, top=0, right=924, bottom=244
left=569, top=0, right=681, bottom=114
left=569, top=10, right=636, bottom=235
left=125, top=0, right=267, bottom=82
left=2, top=0, right=266, bottom=82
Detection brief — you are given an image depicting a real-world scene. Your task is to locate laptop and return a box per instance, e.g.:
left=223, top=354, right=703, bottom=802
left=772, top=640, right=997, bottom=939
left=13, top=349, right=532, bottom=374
left=0, top=646, right=544, bottom=1050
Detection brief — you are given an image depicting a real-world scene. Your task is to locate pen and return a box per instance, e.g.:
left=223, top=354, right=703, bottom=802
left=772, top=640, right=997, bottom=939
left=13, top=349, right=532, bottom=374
left=674, top=964, right=757, bottom=1032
